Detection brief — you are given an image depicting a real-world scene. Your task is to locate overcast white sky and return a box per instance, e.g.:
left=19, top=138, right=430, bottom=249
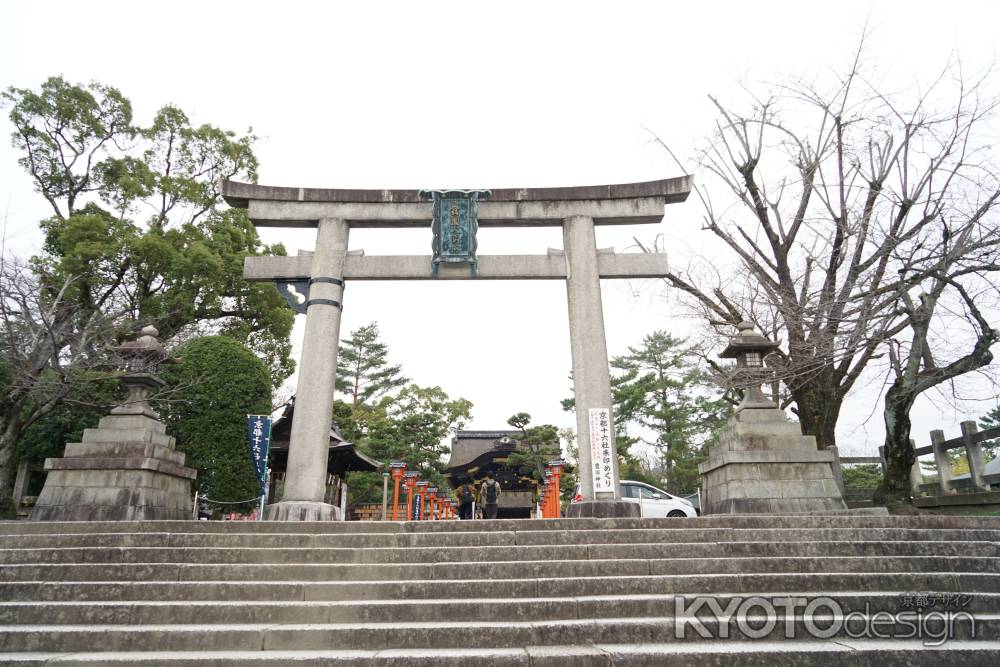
left=2, top=1, right=998, bottom=457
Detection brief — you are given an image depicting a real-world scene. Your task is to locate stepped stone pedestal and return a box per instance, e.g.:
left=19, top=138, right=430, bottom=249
left=30, top=327, right=196, bottom=521
left=699, top=407, right=847, bottom=514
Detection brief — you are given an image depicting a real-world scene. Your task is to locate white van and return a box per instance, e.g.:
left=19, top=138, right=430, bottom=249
left=570, top=480, right=697, bottom=517
left=619, top=480, right=697, bottom=517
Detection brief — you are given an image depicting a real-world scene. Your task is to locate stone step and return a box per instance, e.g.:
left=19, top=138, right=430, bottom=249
left=3, top=514, right=999, bottom=535
left=3, top=516, right=995, bottom=664
left=4, top=527, right=997, bottom=550
left=0, top=556, right=993, bottom=583
left=1, top=641, right=998, bottom=667
left=3, top=591, right=997, bottom=625
left=2, top=614, right=997, bottom=653
left=2, top=539, right=995, bottom=565
left=2, top=572, right=996, bottom=602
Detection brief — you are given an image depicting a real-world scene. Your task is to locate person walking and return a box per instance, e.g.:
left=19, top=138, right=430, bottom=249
left=479, top=472, right=501, bottom=520
left=456, top=482, right=475, bottom=520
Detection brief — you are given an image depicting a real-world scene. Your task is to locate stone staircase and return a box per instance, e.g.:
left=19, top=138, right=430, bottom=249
left=1, top=515, right=999, bottom=665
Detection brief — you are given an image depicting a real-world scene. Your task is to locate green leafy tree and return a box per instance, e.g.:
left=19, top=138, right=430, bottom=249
left=336, top=322, right=408, bottom=411
left=4, top=76, right=294, bottom=382
left=842, top=464, right=883, bottom=490
left=159, top=336, right=271, bottom=507
left=377, top=385, right=472, bottom=475
left=347, top=385, right=472, bottom=503
left=0, top=77, right=295, bottom=512
left=4, top=77, right=134, bottom=218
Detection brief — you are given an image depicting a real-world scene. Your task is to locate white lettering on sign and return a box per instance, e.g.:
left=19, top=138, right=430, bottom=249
left=588, top=407, right=614, bottom=493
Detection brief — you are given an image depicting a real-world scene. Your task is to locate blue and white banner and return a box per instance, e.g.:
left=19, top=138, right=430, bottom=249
left=247, top=415, right=273, bottom=499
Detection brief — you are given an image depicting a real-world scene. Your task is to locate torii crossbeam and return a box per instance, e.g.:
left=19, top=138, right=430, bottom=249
left=226, top=176, right=691, bottom=521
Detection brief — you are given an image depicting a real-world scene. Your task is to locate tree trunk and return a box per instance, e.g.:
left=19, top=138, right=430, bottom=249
left=0, top=421, right=20, bottom=519
left=874, top=381, right=916, bottom=505
left=789, top=377, right=842, bottom=450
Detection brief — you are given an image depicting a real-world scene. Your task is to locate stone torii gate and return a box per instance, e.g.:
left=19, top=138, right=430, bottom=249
left=224, top=177, right=691, bottom=521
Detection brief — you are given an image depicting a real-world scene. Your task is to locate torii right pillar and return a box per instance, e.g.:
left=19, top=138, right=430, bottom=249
left=563, top=215, right=636, bottom=518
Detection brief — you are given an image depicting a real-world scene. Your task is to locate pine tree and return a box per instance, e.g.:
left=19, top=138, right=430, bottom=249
left=506, top=412, right=562, bottom=483
left=610, top=332, right=731, bottom=495
left=336, top=322, right=408, bottom=410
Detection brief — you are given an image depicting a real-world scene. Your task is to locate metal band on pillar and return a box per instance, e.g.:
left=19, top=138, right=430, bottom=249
left=310, top=277, right=345, bottom=287
left=307, top=276, right=344, bottom=310
left=306, top=298, right=343, bottom=310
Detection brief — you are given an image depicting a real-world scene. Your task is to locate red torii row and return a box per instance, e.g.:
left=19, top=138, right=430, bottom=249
left=389, top=459, right=567, bottom=520
left=539, top=461, right=566, bottom=519
left=388, top=461, right=458, bottom=521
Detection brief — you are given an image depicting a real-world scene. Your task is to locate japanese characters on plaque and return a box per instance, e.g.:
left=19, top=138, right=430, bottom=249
left=588, top=407, right=614, bottom=493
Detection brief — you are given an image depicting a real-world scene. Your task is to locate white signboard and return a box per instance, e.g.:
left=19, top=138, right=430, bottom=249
left=588, top=407, right=614, bottom=493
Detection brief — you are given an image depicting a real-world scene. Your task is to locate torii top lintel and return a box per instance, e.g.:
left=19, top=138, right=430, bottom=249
left=222, top=176, right=692, bottom=228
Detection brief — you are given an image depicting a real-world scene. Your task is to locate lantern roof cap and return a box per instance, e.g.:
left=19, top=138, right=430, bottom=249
left=719, top=321, right=781, bottom=359
left=114, top=325, right=170, bottom=362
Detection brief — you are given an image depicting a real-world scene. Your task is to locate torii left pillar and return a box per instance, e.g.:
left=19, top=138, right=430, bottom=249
left=266, top=218, right=348, bottom=521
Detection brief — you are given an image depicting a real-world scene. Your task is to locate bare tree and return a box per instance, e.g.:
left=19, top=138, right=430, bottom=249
left=644, top=41, right=1000, bottom=455
left=879, top=274, right=999, bottom=502
left=0, top=257, right=126, bottom=515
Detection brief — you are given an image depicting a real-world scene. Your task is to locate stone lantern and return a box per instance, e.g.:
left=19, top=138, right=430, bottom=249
left=698, top=321, right=847, bottom=515
left=718, top=321, right=780, bottom=411
left=31, top=325, right=196, bottom=521
left=110, top=325, right=173, bottom=419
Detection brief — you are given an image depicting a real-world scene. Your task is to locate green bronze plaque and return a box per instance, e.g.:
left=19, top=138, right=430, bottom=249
left=420, top=189, right=490, bottom=277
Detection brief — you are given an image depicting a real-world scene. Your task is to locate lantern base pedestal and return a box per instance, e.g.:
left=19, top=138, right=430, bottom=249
left=699, top=407, right=847, bottom=515
left=30, top=413, right=195, bottom=522
left=566, top=500, right=640, bottom=519
left=263, top=500, right=342, bottom=522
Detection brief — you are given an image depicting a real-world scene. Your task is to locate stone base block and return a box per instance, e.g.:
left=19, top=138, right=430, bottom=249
left=566, top=500, right=641, bottom=519
left=706, top=496, right=849, bottom=514
left=264, top=501, right=343, bottom=522
left=30, top=482, right=192, bottom=521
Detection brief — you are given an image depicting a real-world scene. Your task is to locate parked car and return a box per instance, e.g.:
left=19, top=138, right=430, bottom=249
left=570, top=480, right=697, bottom=517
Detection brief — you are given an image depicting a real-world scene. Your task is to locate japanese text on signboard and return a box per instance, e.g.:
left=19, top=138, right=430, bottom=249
left=588, top=408, right=614, bottom=493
